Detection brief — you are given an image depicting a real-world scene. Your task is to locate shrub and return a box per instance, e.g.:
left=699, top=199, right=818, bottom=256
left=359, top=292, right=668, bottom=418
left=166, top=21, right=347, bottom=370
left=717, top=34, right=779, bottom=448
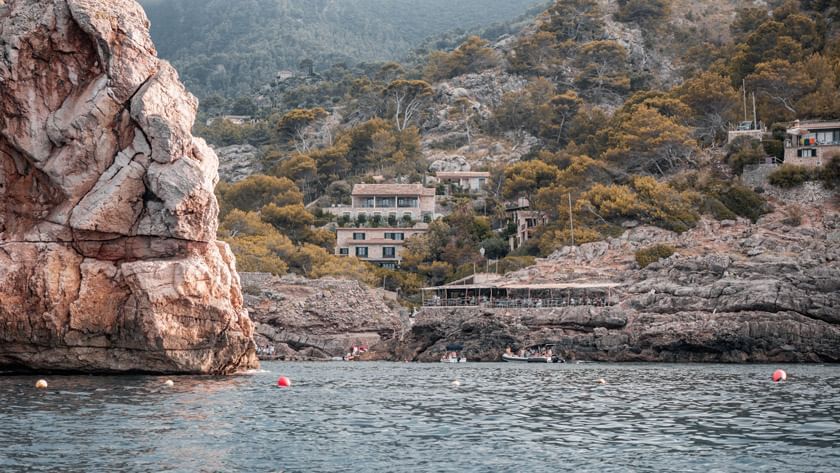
left=635, top=244, right=675, bottom=268
left=782, top=205, right=803, bottom=227
left=768, top=164, right=815, bottom=189
left=700, top=196, right=737, bottom=221
left=821, top=154, right=840, bottom=189
left=711, top=184, right=767, bottom=223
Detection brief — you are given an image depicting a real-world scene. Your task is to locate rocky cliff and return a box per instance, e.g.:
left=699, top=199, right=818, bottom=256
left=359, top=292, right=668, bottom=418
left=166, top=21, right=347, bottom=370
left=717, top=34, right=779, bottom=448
left=0, top=0, right=258, bottom=373
left=398, top=196, right=840, bottom=362
left=242, top=273, right=404, bottom=360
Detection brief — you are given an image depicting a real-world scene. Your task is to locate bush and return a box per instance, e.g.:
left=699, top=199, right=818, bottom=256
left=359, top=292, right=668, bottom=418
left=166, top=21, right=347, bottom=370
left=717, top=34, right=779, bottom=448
left=700, top=196, right=737, bottom=221
left=782, top=205, right=803, bottom=227
left=635, top=244, right=675, bottom=268
left=768, top=165, right=815, bottom=189
left=711, top=184, right=768, bottom=223
left=821, top=154, right=840, bottom=189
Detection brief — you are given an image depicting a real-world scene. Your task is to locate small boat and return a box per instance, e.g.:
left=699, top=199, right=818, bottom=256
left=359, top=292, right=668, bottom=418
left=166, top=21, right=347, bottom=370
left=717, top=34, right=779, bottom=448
left=440, top=355, right=468, bottom=363
left=502, top=344, right=564, bottom=363
left=440, top=343, right=467, bottom=363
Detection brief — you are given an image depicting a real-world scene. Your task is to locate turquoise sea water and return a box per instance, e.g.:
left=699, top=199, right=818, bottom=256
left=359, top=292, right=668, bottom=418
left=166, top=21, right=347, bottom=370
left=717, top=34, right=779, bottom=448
left=1, top=362, right=839, bottom=472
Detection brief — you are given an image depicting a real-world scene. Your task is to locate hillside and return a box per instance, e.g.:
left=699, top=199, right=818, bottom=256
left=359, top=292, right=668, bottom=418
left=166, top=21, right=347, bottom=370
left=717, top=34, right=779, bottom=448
left=138, top=0, right=546, bottom=97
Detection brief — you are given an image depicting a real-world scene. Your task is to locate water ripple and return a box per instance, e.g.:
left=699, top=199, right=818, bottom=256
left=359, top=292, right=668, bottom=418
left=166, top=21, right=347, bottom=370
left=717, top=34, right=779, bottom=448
left=1, top=363, right=839, bottom=472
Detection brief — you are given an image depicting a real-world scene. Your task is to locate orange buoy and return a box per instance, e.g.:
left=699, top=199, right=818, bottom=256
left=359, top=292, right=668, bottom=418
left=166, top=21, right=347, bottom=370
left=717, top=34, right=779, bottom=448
left=277, top=376, right=292, bottom=388
left=35, top=379, right=48, bottom=389
left=772, top=369, right=787, bottom=383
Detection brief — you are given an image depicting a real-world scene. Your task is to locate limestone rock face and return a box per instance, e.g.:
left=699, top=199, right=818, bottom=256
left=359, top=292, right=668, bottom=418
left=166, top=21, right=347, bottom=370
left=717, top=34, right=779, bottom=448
left=399, top=201, right=840, bottom=363
left=0, top=0, right=258, bottom=373
left=242, top=273, right=404, bottom=361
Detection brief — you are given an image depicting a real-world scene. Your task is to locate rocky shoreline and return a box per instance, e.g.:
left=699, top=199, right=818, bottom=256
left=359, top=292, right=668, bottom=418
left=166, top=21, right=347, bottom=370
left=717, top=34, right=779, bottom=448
left=245, top=194, right=840, bottom=364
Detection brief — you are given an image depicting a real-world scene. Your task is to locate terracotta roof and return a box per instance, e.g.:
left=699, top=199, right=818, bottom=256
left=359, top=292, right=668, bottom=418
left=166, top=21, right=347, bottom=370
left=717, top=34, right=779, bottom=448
left=352, top=184, right=436, bottom=196
left=436, top=171, right=490, bottom=178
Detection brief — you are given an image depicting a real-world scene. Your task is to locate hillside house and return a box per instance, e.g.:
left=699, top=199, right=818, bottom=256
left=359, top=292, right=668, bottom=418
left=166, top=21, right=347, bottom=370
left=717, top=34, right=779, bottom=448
left=434, top=171, right=490, bottom=194
left=324, top=184, right=437, bottom=224
left=785, top=119, right=840, bottom=167
left=335, top=226, right=428, bottom=269
left=506, top=198, right=547, bottom=251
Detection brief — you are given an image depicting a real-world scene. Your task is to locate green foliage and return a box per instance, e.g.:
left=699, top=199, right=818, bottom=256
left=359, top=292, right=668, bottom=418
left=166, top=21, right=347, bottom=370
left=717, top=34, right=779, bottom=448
left=726, top=137, right=767, bottom=175
left=635, top=244, right=675, bottom=268
left=768, top=164, right=816, bottom=188
left=425, top=36, right=499, bottom=81
left=615, top=0, right=671, bottom=25
left=216, top=175, right=303, bottom=217
left=709, top=184, right=768, bottom=223
left=820, top=154, right=840, bottom=189
left=140, top=0, right=538, bottom=97
left=502, top=160, right=561, bottom=200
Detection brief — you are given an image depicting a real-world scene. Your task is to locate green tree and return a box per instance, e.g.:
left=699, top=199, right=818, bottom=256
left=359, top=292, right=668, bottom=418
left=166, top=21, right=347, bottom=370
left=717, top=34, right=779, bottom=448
left=277, top=108, right=329, bottom=152
left=261, top=203, right=316, bottom=243
left=217, top=175, right=303, bottom=217
left=502, top=160, right=562, bottom=200
left=384, top=80, right=433, bottom=131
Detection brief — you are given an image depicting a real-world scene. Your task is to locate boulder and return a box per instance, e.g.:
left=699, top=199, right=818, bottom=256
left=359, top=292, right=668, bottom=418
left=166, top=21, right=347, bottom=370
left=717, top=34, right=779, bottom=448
left=0, top=0, right=257, bottom=374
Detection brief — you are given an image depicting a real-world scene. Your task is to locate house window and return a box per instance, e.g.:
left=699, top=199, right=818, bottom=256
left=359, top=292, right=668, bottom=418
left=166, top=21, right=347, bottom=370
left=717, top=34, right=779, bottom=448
left=356, top=247, right=369, bottom=257
left=422, top=213, right=432, bottom=223
left=403, top=212, right=414, bottom=221
left=383, top=247, right=396, bottom=258
left=380, top=262, right=397, bottom=270
left=353, top=232, right=366, bottom=240
left=361, top=197, right=375, bottom=208
left=339, top=248, right=349, bottom=256
left=798, top=148, right=817, bottom=158
left=384, top=232, right=405, bottom=240
left=398, top=197, right=418, bottom=208
left=376, top=197, right=395, bottom=208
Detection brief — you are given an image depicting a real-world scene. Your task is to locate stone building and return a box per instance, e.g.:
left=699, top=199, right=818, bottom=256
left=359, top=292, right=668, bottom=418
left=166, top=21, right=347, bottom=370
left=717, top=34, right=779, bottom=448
left=506, top=198, right=548, bottom=251
left=434, top=171, right=490, bottom=194
left=785, top=119, right=840, bottom=167
left=335, top=226, right=428, bottom=269
left=323, top=183, right=437, bottom=223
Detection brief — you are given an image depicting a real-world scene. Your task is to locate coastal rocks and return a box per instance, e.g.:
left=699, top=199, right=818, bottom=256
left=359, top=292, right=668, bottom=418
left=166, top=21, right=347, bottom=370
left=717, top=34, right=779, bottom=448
left=0, top=0, right=257, bottom=373
left=214, top=144, right=262, bottom=183
left=242, top=273, right=403, bottom=360
left=399, top=200, right=840, bottom=363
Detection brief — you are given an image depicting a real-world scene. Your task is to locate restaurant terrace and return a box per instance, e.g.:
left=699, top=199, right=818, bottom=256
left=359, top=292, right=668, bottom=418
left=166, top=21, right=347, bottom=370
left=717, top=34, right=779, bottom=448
left=421, top=275, right=622, bottom=308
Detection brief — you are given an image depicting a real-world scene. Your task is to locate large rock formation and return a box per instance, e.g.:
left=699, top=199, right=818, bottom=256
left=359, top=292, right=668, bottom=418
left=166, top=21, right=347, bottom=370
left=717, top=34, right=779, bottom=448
left=242, top=273, right=404, bottom=360
left=398, top=198, right=840, bottom=362
left=0, top=0, right=258, bottom=373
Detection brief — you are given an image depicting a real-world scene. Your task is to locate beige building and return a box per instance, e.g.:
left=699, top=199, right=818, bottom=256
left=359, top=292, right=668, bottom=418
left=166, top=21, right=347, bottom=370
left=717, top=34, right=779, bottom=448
left=506, top=199, right=548, bottom=251
left=785, top=119, right=840, bottom=167
left=324, top=183, right=437, bottom=224
left=335, top=226, right=428, bottom=269
left=434, top=171, right=490, bottom=194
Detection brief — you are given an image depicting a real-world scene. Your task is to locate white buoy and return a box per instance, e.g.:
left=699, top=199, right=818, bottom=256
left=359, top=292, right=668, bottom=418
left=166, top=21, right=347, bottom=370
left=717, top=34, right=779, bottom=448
left=451, top=379, right=461, bottom=387
left=596, top=378, right=607, bottom=385
left=164, top=380, right=175, bottom=387
left=35, top=379, right=48, bottom=389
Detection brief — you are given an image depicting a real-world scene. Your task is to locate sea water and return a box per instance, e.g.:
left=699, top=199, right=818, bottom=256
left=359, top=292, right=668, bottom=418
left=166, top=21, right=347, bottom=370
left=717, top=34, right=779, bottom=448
left=1, top=362, right=839, bottom=472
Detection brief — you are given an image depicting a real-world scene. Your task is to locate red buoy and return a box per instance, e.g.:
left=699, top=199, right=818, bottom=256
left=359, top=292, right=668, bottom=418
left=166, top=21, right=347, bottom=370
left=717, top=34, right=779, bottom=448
left=277, top=376, right=291, bottom=388
left=772, top=369, right=787, bottom=383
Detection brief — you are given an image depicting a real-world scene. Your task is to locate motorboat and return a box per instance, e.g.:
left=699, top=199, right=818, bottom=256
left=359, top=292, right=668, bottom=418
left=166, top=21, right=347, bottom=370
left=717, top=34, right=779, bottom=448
left=440, top=343, right=467, bottom=363
left=501, top=344, right=563, bottom=363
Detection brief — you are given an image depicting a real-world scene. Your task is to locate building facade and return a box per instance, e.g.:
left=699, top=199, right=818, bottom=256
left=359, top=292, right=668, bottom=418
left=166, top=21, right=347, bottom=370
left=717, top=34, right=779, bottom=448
left=335, top=226, right=428, bottom=269
left=434, top=171, right=490, bottom=194
left=505, top=199, right=548, bottom=251
left=324, top=184, right=436, bottom=224
left=785, top=120, right=840, bottom=167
